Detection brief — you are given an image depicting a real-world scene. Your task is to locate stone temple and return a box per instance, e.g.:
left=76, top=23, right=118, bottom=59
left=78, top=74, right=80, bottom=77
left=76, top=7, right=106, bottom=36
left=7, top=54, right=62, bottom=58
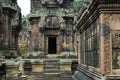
left=0, top=0, right=120, bottom=80
left=0, top=0, right=78, bottom=80
left=26, top=0, right=78, bottom=79
left=73, top=0, right=120, bottom=80
left=29, top=0, right=75, bottom=55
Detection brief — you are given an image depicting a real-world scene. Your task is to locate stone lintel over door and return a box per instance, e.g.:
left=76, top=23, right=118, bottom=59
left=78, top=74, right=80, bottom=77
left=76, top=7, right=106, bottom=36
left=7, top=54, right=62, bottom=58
left=99, top=14, right=112, bottom=75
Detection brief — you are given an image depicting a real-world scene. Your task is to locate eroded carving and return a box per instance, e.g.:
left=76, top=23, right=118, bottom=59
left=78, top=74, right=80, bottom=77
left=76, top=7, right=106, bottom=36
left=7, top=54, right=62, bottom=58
left=102, top=14, right=111, bottom=27
left=112, top=31, right=120, bottom=48
left=103, top=25, right=112, bottom=74
left=117, top=52, right=120, bottom=67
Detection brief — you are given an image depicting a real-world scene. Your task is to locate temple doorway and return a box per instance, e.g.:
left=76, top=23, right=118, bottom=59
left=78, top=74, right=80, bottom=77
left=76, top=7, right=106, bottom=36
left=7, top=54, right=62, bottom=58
left=48, top=37, right=56, bottom=54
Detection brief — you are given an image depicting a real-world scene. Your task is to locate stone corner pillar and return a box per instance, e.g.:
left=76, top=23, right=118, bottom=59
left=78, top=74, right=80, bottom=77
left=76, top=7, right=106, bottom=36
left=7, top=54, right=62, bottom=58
left=99, top=14, right=112, bottom=75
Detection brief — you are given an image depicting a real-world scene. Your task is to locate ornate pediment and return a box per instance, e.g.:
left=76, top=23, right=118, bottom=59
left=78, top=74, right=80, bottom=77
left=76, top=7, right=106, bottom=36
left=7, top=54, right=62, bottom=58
left=45, top=16, right=59, bottom=28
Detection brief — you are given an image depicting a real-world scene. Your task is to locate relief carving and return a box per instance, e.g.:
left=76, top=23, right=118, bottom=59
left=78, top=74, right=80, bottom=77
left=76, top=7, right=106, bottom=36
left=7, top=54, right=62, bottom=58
left=103, top=25, right=112, bottom=74
left=102, top=14, right=111, bottom=27
left=104, top=38, right=111, bottom=74
left=117, top=52, right=120, bottom=67
left=111, top=14, right=120, bottom=23
left=112, top=30, right=120, bottom=69
left=46, top=17, right=59, bottom=28
left=112, top=31, right=120, bottom=48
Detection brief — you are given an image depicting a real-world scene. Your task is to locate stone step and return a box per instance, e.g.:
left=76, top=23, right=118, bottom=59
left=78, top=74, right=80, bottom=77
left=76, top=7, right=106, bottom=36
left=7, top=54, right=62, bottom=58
left=43, top=59, right=60, bottom=72
left=61, top=72, right=72, bottom=76
left=7, top=78, right=18, bottom=80
left=44, top=69, right=60, bottom=73
left=60, top=78, right=73, bottom=80
left=44, top=60, right=59, bottom=63
left=44, top=59, right=59, bottom=62
left=44, top=64, right=59, bottom=69
left=31, top=72, right=43, bottom=80
left=61, top=71, right=73, bottom=80
left=44, top=61, right=60, bottom=64
left=44, top=67, right=60, bottom=70
left=44, top=63, right=60, bottom=66
left=33, top=77, right=44, bottom=80
left=33, top=77, right=43, bottom=80
left=44, top=64, right=60, bottom=69
left=43, top=74, right=60, bottom=80
left=43, top=59, right=61, bottom=78
left=44, top=68, right=60, bottom=71
left=61, top=76, right=73, bottom=80
left=61, top=76, right=73, bottom=78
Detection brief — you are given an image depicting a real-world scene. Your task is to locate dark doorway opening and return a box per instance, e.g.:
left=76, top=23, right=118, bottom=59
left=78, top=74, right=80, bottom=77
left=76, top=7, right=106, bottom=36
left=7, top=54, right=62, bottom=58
left=48, top=37, right=56, bottom=54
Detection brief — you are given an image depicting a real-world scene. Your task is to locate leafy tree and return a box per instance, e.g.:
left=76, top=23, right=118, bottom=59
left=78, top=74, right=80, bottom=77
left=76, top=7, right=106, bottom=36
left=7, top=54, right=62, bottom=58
left=22, top=15, right=27, bottom=28
left=74, top=0, right=84, bottom=12
left=22, top=15, right=31, bottom=29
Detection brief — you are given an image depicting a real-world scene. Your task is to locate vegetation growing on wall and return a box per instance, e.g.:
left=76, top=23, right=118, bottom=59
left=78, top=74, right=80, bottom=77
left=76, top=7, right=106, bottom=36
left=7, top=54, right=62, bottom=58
left=74, top=0, right=84, bottom=12
left=22, top=15, right=31, bottom=29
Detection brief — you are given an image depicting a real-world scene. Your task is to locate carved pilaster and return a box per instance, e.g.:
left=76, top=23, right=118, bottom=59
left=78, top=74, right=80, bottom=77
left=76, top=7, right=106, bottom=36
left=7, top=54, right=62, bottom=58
left=44, top=35, right=47, bottom=55
left=9, top=14, right=14, bottom=49
left=3, top=11, right=14, bottom=49
left=57, top=36, right=60, bottom=54
left=100, top=13, right=112, bottom=75
left=103, top=25, right=112, bottom=74
left=41, top=34, right=45, bottom=52
left=4, top=11, right=9, bottom=46
left=30, top=18, right=41, bottom=50
left=76, top=32, right=80, bottom=64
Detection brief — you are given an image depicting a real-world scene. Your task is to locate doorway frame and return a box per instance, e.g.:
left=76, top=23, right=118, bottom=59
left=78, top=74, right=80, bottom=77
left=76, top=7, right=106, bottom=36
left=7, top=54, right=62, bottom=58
left=45, top=35, right=60, bottom=55
left=48, top=36, right=57, bottom=54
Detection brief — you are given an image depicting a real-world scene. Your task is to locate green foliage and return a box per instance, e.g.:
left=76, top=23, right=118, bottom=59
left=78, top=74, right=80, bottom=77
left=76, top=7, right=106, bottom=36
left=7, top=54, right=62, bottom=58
left=22, top=15, right=31, bottom=29
left=22, top=15, right=27, bottom=28
left=74, top=0, right=84, bottom=12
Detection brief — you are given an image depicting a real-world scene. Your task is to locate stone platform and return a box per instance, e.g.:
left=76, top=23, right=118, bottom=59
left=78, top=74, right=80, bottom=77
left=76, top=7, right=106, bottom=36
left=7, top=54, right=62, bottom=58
left=3, top=58, right=77, bottom=80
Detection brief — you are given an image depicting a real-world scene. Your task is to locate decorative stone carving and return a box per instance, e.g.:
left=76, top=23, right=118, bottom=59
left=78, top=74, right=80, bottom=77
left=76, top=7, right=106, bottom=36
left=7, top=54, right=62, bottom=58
left=46, top=16, right=59, bottom=28
left=103, top=25, right=112, bottom=74
left=112, top=31, right=120, bottom=48
left=112, top=30, right=120, bottom=70
left=102, top=14, right=111, bottom=27
left=117, top=52, right=120, bottom=67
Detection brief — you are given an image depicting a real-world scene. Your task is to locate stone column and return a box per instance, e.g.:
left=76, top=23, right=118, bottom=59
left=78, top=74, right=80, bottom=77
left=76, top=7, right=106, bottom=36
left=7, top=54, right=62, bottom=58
left=3, top=11, right=14, bottom=50
left=76, top=32, right=80, bottom=64
left=44, top=35, right=47, bottom=55
left=66, top=21, right=73, bottom=51
left=4, top=11, right=9, bottom=46
left=57, top=36, right=60, bottom=54
left=15, top=32, right=19, bottom=50
left=64, top=33, right=66, bottom=51
left=41, top=34, right=44, bottom=52
left=9, top=14, right=13, bottom=49
left=30, top=18, right=40, bottom=50
left=69, top=32, right=73, bottom=51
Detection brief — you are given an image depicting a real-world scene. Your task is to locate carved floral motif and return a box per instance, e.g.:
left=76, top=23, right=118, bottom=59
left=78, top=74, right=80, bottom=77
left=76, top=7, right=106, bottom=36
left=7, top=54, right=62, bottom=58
left=102, top=14, right=111, bottom=27
left=103, top=25, right=112, bottom=74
